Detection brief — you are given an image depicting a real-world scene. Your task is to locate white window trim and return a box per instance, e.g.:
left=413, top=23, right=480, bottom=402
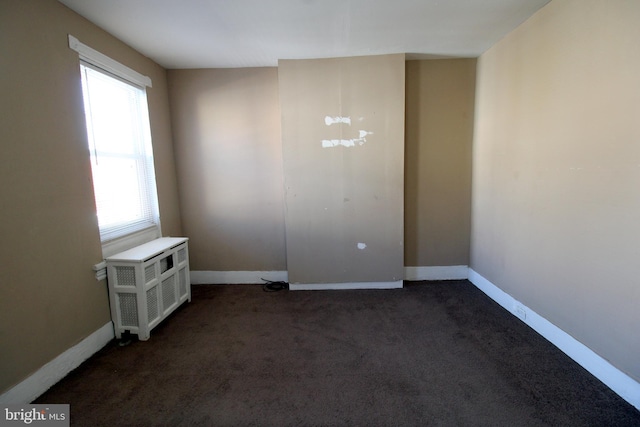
left=68, top=35, right=152, bottom=88
left=100, top=226, right=160, bottom=259
left=69, top=35, right=161, bottom=267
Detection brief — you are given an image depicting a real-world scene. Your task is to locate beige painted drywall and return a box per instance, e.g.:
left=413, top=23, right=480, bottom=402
left=168, top=60, right=474, bottom=275
left=405, top=59, right=475, bottom=267
left=167, top=68, right=286, bottom=271
left=472, top=0, right=640, bottom=381
left=279, top=55, right=405, bottom=285
left=0, top=0, right=181, bottom=394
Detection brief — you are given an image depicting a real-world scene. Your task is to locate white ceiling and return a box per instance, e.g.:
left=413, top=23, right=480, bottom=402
left=58, top=0, right=550, bottom=69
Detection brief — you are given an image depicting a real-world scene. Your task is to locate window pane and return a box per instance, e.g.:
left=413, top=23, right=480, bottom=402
left=80, top=63, right=159, bottom=243
left=92, top=157, right=145, bottom=227
left=83, top=67, right=140, bottom=156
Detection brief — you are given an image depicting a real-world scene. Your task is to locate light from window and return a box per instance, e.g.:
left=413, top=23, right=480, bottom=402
left=80, top=63, right=160, bottom=243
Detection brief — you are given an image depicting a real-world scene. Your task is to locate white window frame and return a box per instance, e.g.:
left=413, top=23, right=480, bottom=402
left=69, top=35, right=161, bottom=259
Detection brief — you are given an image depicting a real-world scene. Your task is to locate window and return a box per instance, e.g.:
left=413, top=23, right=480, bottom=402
left=70, top=35, right=160, bottom=256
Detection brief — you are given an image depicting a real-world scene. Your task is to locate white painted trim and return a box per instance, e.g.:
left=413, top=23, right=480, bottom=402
left=190, top=271, right=288, bottom=285
left=68, top=35, right=152, bottom=88
left=289, top=281, right=403, bottom=291
left=468, top=269, right=640, bottom=411
left=101, top=226, right=161, bottom=259
left=404, top=265, right=469, bottom=281
left=192, top=266, right=472, bottom=286
left=0, top=322, right=114, bottom=404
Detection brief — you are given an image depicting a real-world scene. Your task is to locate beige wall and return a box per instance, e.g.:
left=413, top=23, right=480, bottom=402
left=168, top=60, right=472, bottom=276
left=279, top=55, right=405, bottom=285
left=0, top=0, right=181, bottom=394
left=405, top=59, right=475, bottom=267
left=167, top=68, right=287, bottom=271
left=472, top=0, right=640, bottom=381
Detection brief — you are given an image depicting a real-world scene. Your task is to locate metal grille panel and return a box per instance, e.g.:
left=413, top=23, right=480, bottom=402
left=145, top=264, right=156, bottom=283
left=116, top=266, right=136, bottom=287
left=146, top=287, right=159, bottom=322
left=118, top=293, right=138, bottom=326
left=178, top=248, right=187, bottom=263
left=179, top=268, right=187, bottom=297
left=162, top=276, right=176, bottom=310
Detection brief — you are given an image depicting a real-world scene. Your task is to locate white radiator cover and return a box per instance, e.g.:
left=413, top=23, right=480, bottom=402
left=106, top=237, right=190, bottom=341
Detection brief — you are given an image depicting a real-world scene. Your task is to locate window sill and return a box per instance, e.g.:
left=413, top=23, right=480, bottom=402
left=93, top=226, right=161, bottom=281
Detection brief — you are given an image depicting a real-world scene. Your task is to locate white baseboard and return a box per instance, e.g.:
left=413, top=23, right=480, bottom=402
left=192, top=267, right=469, bottom=285
left=0, top=322, right=114, bottom=404
left=289, top=280, right=403, bottom=291
left=468, top=269, right=640, bottom=411
left=404, top=265, right=469, bottom=281
left=190, top=270, right=288, bottom=284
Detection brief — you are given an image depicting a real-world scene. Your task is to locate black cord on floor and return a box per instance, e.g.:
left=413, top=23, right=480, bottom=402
left=262, top=278, right=288, bottom=292
left=118, top=331, right=133, bottom=347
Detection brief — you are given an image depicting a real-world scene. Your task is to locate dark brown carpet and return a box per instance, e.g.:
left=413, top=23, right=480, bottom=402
left=35, top=281, right=640, bottom=426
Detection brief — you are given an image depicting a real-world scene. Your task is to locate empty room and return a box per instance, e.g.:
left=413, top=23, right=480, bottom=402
left=1, top=0, right=639, bottom=425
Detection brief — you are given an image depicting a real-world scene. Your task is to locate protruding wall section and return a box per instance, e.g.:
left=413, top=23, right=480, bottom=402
left=279, top=55, right=405, bottom=288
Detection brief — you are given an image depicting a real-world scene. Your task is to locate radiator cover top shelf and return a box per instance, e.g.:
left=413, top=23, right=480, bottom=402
left=106, top=237, right=190, bottom=341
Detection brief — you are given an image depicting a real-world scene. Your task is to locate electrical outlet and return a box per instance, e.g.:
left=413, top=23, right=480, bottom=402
left=514, top=304, right=527, bottom=321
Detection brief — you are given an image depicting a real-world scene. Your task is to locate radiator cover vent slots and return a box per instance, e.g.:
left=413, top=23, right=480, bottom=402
left=116, top=266, right=136, bottom=287
left=178, top=248, right=186, bottom=263
left=118, top=293, right=138, bottom=326
left=145, top=264, right=156, bottom=283
left=106, top=238, right=190, bottom=341
left=162, top=275, right=177, bottom=311
left=146, top=287, right=159, bottom=323
left=179, top=268, right=187, bottom=297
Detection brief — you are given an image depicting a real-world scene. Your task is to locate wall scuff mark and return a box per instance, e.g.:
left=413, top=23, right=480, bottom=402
left=321, top=131, right=373, bottom=148
left=325, top=116, right=351, bottom=126
left=322, top=139, right=360, bottom=148
left=322, top=115, right=373, bottom=148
